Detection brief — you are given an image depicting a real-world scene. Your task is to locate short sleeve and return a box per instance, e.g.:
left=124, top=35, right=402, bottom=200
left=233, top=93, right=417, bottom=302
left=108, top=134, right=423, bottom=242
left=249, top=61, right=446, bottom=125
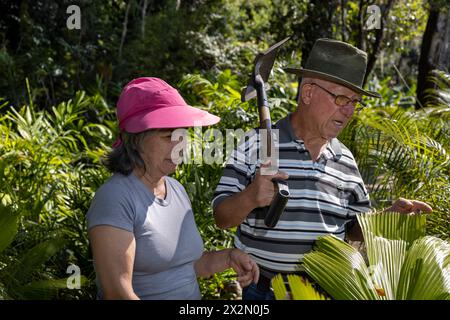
left=345, top=164, right=371, bottom=234
left=212, top=129, right=258, bottom=210
left=86, top=182, right=135, bottom=233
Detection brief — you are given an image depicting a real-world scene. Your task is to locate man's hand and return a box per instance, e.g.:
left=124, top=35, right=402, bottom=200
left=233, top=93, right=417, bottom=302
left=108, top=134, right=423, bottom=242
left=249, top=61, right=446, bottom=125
left=386, top=197, right=433, bottom=214
left=246, top=162, right=289, bottom=208
left=228, top=249, right=260, bottom=288
left=213, top=162, right=289, bottom=229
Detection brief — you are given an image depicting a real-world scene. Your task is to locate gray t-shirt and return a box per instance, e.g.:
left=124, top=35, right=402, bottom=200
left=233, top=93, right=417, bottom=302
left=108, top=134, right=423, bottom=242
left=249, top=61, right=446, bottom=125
left=86, top=173, right=204, bottom=300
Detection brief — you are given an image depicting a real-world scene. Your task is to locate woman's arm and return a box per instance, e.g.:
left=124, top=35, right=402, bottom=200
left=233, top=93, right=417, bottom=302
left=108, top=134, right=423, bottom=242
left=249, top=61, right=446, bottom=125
left=89, top=225, right=140, bottom=300
left=194, top=249, right=259, bottom=288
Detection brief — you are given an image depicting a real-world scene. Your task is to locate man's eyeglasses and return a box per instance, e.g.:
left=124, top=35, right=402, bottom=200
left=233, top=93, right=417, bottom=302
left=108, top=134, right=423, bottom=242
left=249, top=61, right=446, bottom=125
left=310, top=83, right=366, bottom=112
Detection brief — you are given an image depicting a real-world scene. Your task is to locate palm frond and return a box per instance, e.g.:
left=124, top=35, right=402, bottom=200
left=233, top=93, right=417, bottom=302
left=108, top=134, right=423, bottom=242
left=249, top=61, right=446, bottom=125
left=358, top=212, right=426, bottom=246
left=4, top=236, right=66, bottom=286
left=0, top=203, right=18, bottom=255
left=303, top=235, right=381, bottom=300
left=271, top=274, right=329, bottom=300
left=12, top=276, right=89, bottom=300
left=397, top=236, right=450, bottom=300
left=271, top=274, right=288, bottom=300
left=297, top=212, right=449, bottom=300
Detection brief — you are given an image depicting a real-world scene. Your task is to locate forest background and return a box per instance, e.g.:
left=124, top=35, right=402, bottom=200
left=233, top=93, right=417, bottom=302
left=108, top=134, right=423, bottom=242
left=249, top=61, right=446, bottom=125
left=0, top=0, right=449, bottom=299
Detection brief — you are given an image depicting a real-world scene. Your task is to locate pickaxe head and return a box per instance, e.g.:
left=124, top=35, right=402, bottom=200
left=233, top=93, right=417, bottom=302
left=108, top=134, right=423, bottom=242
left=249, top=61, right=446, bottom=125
left=241, top=37, right=290, bottom=102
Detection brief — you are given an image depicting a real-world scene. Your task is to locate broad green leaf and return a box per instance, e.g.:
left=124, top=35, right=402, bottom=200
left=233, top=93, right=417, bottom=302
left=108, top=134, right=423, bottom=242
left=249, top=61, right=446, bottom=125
left=287, top=274, right=328, bottom=300
left=299, top=213, right=449, bottom=300
left=397, top=236, right=450, bottom=300
left=358, top=212, right=426, bottom=246
left=271, top=274, right=288, bottom=300
left=12, top=276, right=89, bottom=300
left=303, top=235, right=380, bottom=300
left=358, top=212, right=426, bottom=299
left=272, top=274, right=328, bottom=300
left=0, top=204, right=18, bottom=254
left=6, top=236, right=66, bottom=285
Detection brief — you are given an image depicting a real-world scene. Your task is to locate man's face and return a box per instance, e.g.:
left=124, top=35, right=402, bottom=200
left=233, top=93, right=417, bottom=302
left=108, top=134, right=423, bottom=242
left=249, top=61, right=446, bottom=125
left=302, top=79, right=361, bottom=140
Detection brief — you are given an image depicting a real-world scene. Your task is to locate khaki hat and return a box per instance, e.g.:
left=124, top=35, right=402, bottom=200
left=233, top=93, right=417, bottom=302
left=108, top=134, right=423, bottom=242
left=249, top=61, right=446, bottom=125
left=285, top=38, right=381, bottom=98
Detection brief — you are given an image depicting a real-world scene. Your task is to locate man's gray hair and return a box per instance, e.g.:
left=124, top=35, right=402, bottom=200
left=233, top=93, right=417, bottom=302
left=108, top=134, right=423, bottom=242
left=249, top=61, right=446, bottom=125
left=104, top=130, right=154, bottom=175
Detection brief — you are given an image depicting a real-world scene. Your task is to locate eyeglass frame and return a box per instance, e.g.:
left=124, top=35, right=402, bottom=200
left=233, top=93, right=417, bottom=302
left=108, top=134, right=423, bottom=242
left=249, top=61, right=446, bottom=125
left=308, top=82, right=366, bottom=112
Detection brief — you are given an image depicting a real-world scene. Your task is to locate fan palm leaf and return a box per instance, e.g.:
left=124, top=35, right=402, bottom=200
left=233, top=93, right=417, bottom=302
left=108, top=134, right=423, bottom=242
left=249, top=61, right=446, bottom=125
left=274, top=212, right=450, bottom=300
left=271, top=274, right=328, bottom=300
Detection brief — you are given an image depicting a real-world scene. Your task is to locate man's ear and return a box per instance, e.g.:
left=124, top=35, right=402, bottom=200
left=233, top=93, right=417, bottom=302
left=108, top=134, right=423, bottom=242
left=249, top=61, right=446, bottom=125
left=300, top=83, right=313, bottom=105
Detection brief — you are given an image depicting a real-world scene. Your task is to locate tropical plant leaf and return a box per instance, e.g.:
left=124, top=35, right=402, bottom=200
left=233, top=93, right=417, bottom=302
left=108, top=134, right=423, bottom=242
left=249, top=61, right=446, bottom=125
left=0, top=203, right=18, bottom=254
left=357, top=212, right=427, bottom=299
left=363, top=235, right=407, bottom=299
left=271, top=274, right=288, bottom=300
left=396, top=236, right=450, bottom=300
left=303, top=235, right=380, bottom=300
left=271, top=274, right=329, bottom=300
left=5, top=236, right=66, bottom=285
left=12, top=276, right=89, bottom=300
left=287, top=274, right=328, bottom=300
left=358, top=212, right=426, bottom=246
left=301, top=212, right=449, bottom=300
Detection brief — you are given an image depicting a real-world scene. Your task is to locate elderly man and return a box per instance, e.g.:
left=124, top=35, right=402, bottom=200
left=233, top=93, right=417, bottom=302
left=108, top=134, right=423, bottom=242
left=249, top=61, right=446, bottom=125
left=212, top=39, right=432, bottom=300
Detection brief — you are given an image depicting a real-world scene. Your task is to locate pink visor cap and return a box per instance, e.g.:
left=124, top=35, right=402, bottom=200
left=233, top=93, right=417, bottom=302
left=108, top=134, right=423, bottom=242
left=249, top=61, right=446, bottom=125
left=113, top=77, right=220, bottom=147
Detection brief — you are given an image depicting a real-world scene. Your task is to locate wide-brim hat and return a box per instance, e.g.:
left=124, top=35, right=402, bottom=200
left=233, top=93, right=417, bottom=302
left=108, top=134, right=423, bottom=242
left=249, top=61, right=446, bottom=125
left=284, top=38, right=381, bottom=98
left=112, top=77, right=220, bottom=147
left=117, top=77, right=220, bottom=132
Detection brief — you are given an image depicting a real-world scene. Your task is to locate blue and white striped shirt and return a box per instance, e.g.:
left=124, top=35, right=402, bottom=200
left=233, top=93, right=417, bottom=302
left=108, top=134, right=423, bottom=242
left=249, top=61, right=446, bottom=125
left=212, top=113, right=371, bottom=277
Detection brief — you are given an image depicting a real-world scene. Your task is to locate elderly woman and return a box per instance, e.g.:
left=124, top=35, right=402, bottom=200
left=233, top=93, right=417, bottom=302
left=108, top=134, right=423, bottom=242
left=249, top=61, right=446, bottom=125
left=87, top=77, right=259, bottom=300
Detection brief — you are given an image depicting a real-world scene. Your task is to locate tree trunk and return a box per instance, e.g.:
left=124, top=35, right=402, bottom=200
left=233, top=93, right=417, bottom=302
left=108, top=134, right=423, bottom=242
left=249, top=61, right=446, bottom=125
left=141, top=0, right=148, bottom=39
left=363, top=0, right=395, bottom=85
left=296, top=0, right=339, bottom=68
left=341, top=0, right=347, bottom=42
left=292, top=0, right=338, bottom=99
left=119, top=1, right=132, bottom=60
left=357, top=0, right=366, bottom=52
left=417, top=6, right=450, bottom=108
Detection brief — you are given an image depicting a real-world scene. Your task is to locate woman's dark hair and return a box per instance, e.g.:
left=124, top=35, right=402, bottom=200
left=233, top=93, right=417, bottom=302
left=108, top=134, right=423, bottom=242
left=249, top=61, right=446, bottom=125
left=104, top=130, right=154, bottom=175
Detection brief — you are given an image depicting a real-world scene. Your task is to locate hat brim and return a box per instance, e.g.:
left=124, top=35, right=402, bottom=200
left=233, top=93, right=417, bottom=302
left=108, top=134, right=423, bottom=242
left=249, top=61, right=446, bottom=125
left=284, top=67, right=382, bottom=98
left=124, top=105, right=220, bottom=133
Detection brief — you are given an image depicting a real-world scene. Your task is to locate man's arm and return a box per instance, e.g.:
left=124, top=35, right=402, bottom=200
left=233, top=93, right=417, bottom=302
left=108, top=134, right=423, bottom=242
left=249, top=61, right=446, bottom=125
left=214, top=187, right=258, bottom=229
left=214, top=166, right=289, bottom=229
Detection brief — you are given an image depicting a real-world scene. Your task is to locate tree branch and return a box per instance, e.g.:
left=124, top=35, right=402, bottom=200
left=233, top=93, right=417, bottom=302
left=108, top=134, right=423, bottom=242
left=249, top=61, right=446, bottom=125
left=119, top=1, right=132, bottom=60
left=363, top=0, right=395, bottom=85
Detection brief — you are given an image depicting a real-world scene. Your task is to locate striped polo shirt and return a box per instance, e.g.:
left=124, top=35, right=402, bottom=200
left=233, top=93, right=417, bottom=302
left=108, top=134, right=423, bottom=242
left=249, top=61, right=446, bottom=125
left=212, top=113, right=371, bottom=277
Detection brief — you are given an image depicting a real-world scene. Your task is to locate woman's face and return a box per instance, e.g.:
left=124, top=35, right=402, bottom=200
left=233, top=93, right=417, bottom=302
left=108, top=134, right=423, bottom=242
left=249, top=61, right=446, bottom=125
left=139, top=129, right=182, bottom=176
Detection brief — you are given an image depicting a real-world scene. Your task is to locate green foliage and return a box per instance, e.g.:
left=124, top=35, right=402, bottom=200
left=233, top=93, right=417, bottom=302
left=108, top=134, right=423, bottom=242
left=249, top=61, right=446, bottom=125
left=0, top=91, right=115, bottom=299
left=0, top=204, right=18, bottom=255
left=198, top=271, right=242, bottom=300
left=305, top=234, right=380, bottom=300
left=272, top=274, right=329, bottom=300
left=279, top=212, right=450, bottom=300
left=0, top=0, right=447, bottom=301
left=1, top=0, right=429, bottom=109
left=2, top=66, right=449, bottom=300
left=339, top=72, right=450, bottom=240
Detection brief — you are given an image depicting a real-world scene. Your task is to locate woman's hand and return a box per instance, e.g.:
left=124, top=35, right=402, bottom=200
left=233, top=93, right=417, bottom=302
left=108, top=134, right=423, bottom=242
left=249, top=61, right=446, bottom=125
left=227, top=249, right=259, bottom=288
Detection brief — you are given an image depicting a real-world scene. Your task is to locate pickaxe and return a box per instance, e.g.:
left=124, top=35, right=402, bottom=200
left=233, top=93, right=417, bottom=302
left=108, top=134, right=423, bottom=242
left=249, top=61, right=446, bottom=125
left=241, top=37, right=290, bottom=228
